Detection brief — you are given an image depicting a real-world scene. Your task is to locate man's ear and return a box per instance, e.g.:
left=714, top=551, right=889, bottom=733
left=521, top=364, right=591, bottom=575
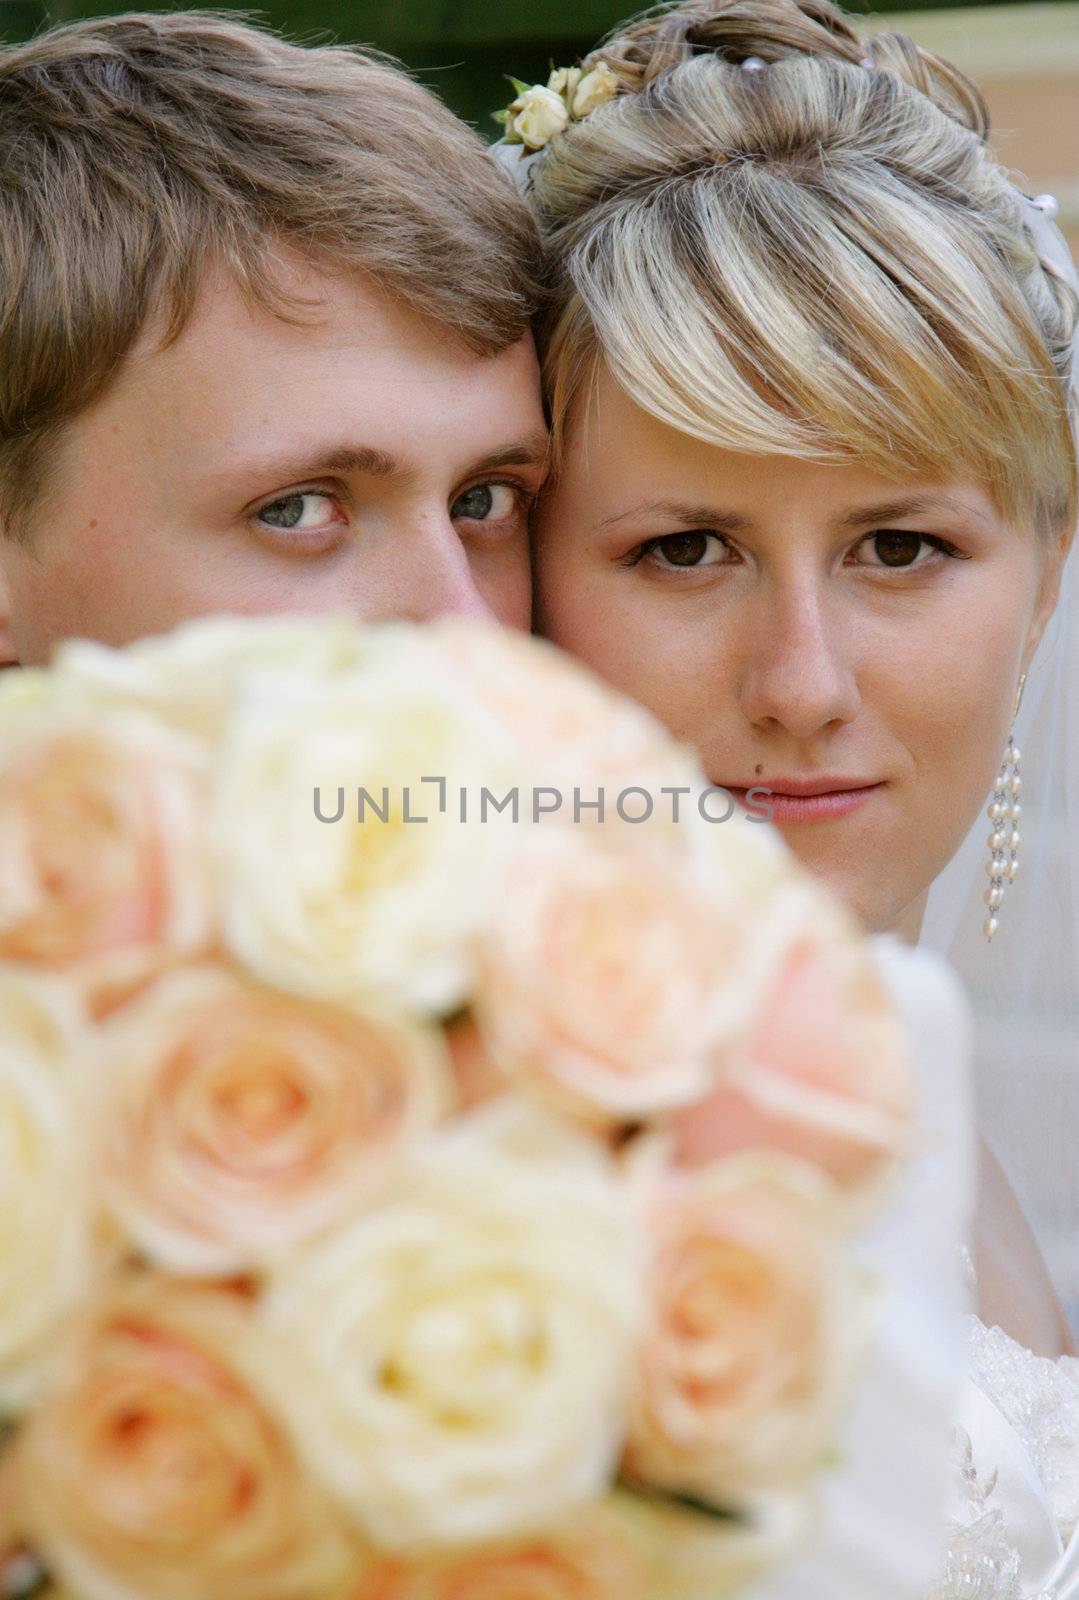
left=0, top=545, right=18, bottom=667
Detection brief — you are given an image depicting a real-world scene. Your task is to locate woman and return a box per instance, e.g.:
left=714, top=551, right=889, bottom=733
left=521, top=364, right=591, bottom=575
left=497, top=1, right=1079, bottom=1591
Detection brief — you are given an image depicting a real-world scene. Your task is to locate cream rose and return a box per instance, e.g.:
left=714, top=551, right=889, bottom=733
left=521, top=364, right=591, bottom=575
left=262, top=1114, right=640, bottom=1549
left=91, top=964, right=451, bottom=1274
left=473, top=830, right=751, bottom=1123
left=0, top=706, right=211, bottom=973
left=627, top=1152, right=855, bottom=1502
left=670, top=899, right=911, bottom=1202
left=571, top=61, right=620, bottom=117
left=508, top=85, right=569, bottom=149
left=211, top=651, right=512, bottom=1015
left=607, top=1488, right=807, bottom=1600
left=13, top=1277, right=352, bottom=1600
left=0, top=968, right=104, bottom=1410
left=51, top=614, right=383, bottom=745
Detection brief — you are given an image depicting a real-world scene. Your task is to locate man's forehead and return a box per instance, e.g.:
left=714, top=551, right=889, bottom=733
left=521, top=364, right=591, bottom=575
left=131, top=248, right=511, bottom=376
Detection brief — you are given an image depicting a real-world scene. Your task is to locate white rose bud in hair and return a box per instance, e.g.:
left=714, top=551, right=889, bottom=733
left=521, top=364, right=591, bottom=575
left=262, top=1109, right=641, bottom=1550
left=547, top=65, right=582, bottom=100
left=509, top=85, right=570, bottom=150
left=571, top=61, right=619, bottom=118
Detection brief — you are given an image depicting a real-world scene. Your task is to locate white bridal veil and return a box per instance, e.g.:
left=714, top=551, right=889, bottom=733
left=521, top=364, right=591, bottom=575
left=922, top=199, right=1079, bottom=1329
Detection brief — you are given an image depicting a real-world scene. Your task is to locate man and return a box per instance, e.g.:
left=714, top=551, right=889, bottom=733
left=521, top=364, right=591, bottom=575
left=0, top=11, right=548, bottom=665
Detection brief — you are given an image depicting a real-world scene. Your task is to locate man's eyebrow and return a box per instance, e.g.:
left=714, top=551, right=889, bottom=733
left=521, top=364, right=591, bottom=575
left=597, top=500, right=755, bottom=532
left=214, top=432, right=550, bottom=497
left=469, top=431, right=551, bottom=476
left=272, top=444, right=400, bottom=480
left=834, top=494, right=994, bottom=530
left=211, top=443, right=401, bottom=493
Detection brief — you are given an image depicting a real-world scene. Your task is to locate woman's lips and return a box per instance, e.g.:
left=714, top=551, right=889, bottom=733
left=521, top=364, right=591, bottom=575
left=724, top=781, right=884, bottom=823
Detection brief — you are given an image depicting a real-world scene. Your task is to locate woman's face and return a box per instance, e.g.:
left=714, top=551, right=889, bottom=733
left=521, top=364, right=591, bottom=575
left=535, top=369, right=1064, bottom=935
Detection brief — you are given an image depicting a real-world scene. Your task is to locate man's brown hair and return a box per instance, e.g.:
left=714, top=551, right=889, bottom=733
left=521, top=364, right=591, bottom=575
left=0, top=10, right=544, bottom=541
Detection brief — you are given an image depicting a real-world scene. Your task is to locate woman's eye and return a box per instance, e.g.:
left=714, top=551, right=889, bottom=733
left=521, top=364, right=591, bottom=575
left=451, top=482, right=521, bottom=523
left=257, top=492, right=341, bottom=533
left=647, top=532, right=728, bottom=569
left=859, top=530, right=946, bottom=568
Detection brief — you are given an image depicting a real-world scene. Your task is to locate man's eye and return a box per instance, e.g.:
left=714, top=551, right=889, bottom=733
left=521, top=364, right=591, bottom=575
left=451, top=483, right=520, bottom=522
left=257, top=492, right=340, bottom=531
left=648, top=531, right=728, bottom=569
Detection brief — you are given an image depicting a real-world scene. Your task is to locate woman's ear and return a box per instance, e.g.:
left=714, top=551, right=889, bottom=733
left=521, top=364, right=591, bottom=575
left=1022, top=526, right=1069, bottom=672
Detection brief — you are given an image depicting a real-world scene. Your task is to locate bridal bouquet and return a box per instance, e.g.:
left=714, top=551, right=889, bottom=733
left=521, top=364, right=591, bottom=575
left=0, top=617, right=916, bottom=1600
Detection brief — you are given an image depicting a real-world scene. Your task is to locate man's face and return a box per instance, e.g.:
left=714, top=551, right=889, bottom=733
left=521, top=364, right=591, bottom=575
left=0, top=256, right=547, bottom=664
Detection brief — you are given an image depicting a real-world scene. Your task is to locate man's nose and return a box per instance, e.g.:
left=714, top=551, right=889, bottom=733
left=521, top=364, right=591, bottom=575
left=356, top=514, right=497, bottom=626
left=738, top=583, right=860, bottom=738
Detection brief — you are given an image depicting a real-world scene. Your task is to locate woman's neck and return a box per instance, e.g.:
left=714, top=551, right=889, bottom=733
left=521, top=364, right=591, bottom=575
left=883, top=889, right=929, bottom=946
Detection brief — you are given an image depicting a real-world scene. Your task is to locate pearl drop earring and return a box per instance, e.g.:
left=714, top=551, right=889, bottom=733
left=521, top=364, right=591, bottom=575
left=983, top=674, right=1026, bottom=942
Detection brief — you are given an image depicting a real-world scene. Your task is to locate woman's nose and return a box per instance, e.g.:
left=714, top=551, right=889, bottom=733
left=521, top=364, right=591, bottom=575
left=738, top=585, right=860, bottom=739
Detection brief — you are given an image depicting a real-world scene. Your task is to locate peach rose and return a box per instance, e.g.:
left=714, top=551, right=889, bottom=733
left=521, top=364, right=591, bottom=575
left=429, top=620, right=695, bottom=807
left=345, top=1489, right=799, bottom=1600
left=0, top=968, right=105, bottom=1410
left=670, top=904, right=911, bottom=1201
left=349, top=1507, right=648, bottom=1600
left=428, top=620, right=723, bottom=868
left=627, top=1152, right=856, bottom=1503
left=0, top=707, right=210, bottom=973
left=13, top=1277, right=351, bottom=1600
left=91, top=964, right=451, bottom=1273
left=473, top=831, right=750, bottom=1123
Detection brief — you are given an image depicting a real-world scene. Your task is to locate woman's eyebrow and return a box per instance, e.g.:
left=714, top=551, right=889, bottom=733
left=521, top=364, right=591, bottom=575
left=833, top=494, right=994, bottom=530
left=597, top=500, right=754, bottom=532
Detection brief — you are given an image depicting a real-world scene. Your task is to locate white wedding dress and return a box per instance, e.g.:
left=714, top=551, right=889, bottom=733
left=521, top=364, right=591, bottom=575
left=747, top=940, right=1079, bottom=1600
left=934, top=1318, right=1079, bottom=1600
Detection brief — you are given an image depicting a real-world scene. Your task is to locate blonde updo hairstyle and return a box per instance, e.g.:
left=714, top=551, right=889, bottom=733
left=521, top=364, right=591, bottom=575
left=529, top=0, right=1077, bottom=537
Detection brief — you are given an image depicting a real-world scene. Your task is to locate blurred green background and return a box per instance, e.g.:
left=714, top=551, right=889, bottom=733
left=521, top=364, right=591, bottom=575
left=0, top=0, right=1071, bottom=132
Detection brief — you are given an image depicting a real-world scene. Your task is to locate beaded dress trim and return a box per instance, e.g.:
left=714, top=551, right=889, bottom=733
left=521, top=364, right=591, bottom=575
left=930, top=1318, right=1079, bottom=1599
